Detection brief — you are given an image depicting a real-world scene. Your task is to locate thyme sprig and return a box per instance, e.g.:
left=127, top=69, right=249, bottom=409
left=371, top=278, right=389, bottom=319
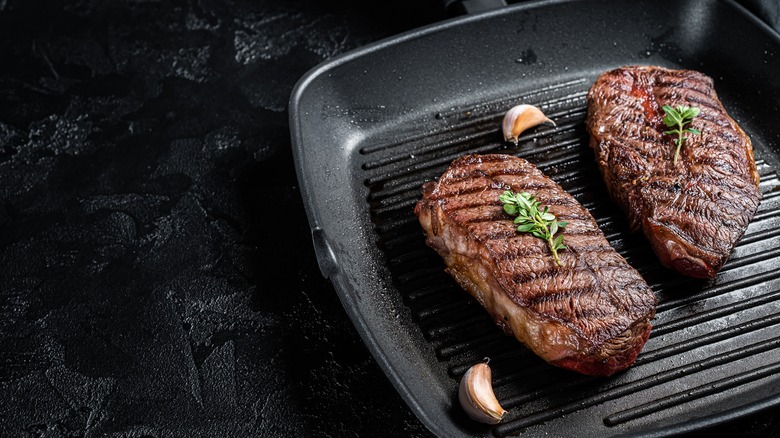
left=662, top=105, right=701, bottom=165
left=499, top=190, right=568, bottom=266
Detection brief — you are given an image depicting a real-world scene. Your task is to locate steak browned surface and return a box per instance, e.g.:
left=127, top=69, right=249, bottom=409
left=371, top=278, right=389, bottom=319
left=586, top=66, right=762, bottom=278
left=414, top=154, right=656, bottom=376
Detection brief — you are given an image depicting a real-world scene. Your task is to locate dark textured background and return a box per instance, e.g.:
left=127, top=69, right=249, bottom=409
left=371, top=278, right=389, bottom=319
left=1, top=0, right=779, bottom=437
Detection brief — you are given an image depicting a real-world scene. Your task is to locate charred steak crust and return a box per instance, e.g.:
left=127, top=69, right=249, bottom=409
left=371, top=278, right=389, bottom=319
left=586, top=66, right=762, bottom=279
left=414, top=154, right=656, bottom=376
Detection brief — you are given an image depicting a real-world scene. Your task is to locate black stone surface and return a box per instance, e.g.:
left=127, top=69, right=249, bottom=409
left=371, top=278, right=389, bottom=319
left=0, top=0, right=778, bottom=437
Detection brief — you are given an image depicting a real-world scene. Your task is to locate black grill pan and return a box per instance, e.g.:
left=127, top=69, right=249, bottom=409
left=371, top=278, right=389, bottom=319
left=289, top=0, right=780, bottom=436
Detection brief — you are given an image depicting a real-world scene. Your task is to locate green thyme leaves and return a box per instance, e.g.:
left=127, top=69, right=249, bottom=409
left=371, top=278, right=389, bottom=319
left=499, top=190, right=568, bottom=266
left=662, top=105, right=701, bottom=165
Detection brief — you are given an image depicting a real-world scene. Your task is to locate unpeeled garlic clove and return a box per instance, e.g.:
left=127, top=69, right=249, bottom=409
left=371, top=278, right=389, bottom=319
left=502, top=104, right=556, bottom=144
left=458, top=359, right=507, bottom=424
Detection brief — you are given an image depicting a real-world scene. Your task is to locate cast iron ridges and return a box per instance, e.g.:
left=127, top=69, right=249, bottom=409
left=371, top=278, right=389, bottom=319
left=651, top=276, right=780, bottom=337
left=603, top=361, right=780, bottom=426
left=462, top=311, right=780, bottom=426
left=493, top=333, right=780, bottom=436
left=362, top=111, right=586, bottom=192
left=377, top=155, right=778, bottom=280
left=436, top=267, right=780, bottom=377
left=367, top=141, right=586, bottom=216
left=362, top=78, right=780, bottom=434
left=489, top=309, right=780, bottom=430
left=358, top=78, right=588, bottom=156
left=390, top=207, right=778, bottom=346
left=382, top=166, right=780, bottom=340
left=636, top=311, right=780, bottom=366
left=412, top=257, right=780, bottom=359
left=362, top=116, right=583, bottom=189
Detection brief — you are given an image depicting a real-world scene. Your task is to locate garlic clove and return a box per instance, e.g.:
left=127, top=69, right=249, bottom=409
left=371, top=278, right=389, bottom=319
left=458, top=359, right=508, bottom=424
left=502, top=104, right=556, bottom=144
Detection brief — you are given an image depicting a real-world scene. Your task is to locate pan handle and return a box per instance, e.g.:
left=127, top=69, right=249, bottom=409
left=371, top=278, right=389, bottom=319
left=440, top=0, right=508, bottom=15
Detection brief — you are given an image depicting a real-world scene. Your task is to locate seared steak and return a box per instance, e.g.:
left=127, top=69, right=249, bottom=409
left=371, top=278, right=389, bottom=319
left=586, top=66, right=761, bottom=278
left=414, top=154, right=656, bottom=376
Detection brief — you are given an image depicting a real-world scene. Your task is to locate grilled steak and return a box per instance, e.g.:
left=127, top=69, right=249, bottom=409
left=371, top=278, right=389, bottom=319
left=586, top=66, right=761, bottom=278
left=414, top=154, right=656, bottom=376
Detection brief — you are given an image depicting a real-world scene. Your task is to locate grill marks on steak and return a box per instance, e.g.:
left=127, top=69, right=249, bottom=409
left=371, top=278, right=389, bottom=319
left=414, top=154, right=656, bottom=376
left=587, top=66, right=761, bottom=278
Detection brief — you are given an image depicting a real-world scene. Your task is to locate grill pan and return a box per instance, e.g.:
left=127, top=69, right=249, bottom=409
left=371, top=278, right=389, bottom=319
left=289, top=0, right=780, bottom=436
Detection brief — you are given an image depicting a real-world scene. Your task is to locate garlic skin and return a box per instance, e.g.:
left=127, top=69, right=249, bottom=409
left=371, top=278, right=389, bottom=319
left=502, top=104, right=556, bottom=144
left=458, top=360, right=507, bottom=424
